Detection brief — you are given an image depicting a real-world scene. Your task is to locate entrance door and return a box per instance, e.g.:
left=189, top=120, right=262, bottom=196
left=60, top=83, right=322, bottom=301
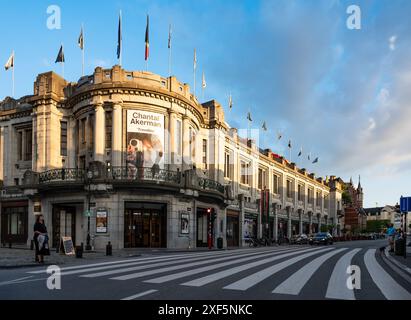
left=226, top=211, right=239, bottom=247
left=0, top=203, right=28, bottom=244
left=124, top=203, right=166, bottom=248
left=52, top=205, right=76, bottom=248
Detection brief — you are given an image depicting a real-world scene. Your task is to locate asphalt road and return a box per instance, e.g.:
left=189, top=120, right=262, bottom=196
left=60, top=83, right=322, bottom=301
left=0, top=239, right=410, bottom=300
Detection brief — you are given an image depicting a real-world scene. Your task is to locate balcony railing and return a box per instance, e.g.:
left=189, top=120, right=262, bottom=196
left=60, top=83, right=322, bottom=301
left=198, top=177, right=225, bottom=194
left=24, top=167, right=225, bottom=197
left=39, top=168, right=85, bottom=183
left=109, top=167, right=182, bottom=185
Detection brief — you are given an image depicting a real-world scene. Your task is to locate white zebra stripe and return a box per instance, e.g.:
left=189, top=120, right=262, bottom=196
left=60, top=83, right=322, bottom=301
left=325, top=248, right=362, bottom=300
left=223, top=247, right=334, bottom=291
left=272, top=248, right=347, bottom=295
left=364, top=249, right=411, bottom=300
left=181, top=247, right=326, bottom=287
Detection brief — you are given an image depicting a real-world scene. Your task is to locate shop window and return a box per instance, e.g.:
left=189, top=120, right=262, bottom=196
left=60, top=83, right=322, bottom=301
left=60, top=121, right=67, bottom=156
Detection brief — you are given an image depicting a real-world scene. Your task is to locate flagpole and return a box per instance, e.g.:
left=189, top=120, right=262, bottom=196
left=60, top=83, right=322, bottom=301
left=12, top=50, right=15, bottom=98
left=82, top=23, right=85, bottom=77
left=193, top=49, right=196, bottom=98
left=119, top=10, right=122, bottom=67
left=168, top=24, right=172, bottom=77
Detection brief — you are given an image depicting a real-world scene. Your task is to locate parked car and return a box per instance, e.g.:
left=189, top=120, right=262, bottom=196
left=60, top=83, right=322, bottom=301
left=309, top=232, right=334, bottom=245
left=290, top=233, right=309, bottom=245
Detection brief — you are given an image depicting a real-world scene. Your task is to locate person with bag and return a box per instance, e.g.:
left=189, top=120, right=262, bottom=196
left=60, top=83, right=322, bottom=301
left=386, top=223, right=396, bottom=253
left=33, top=214, right=50, bottom=263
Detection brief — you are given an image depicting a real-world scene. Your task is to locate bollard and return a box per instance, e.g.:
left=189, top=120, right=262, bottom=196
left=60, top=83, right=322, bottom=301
left=75, top=245, right=83, bottom=258
left=106, top=241, right=112, bottom=256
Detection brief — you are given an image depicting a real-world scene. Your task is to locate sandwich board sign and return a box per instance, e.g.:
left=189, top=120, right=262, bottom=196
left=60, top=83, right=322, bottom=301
left=59, top=237, right=75, bottom=255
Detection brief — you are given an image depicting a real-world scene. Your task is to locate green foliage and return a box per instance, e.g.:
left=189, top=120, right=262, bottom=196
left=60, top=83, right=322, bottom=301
left=342, top=190, right=352, bottom=205
left=366, top=220, right=390, bottom=233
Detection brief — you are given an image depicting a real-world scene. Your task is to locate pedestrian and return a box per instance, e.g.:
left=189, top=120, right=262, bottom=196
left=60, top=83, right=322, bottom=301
left=386, top=223, right=396, bottom=253
left=33, top=214, right=50, bottom=263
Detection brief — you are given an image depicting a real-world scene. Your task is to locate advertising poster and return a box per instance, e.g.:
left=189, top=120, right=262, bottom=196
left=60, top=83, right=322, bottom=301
left=96, top=209, right=108, bottom=233
left=127, top=110, right=165, bottom=171
left=243, top=218, right=256, bottom=239
left=180, top=212, right=190, bottom=235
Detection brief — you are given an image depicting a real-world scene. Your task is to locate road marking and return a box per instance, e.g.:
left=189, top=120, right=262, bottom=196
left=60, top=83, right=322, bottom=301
left=27, top=249, right=247, bottom=274
left=364, top=249, right=411, bottom=300
left=273, top=248, right=347, bottom=295
left=121, top=289, right=158, bottom=300
left=181, top=247, right=325, bottom=287
left=325, top=248, right=362, bottom=300
left=223, top=247, right=334, bottom=291
left=0, top=276, right=34, bottom=286
left=110, top=247, right=306, bottom=281
left=61, top=250, right=248, bottom=276
left=144, top=247, right=299, bottom=283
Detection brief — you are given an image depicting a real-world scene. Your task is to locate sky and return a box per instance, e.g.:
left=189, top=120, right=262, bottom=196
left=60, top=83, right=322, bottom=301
left=0, top=0, right=410, bottom=207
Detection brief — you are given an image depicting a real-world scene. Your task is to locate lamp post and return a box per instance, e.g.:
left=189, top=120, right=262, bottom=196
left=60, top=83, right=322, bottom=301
left=86, top=170, right=93, bottom=251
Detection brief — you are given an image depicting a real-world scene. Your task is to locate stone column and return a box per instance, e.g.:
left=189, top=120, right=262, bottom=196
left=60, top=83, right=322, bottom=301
left=0, top=126, right=3, bottom=181
left=287, top=207, right=292, bottom=238
left=182, top=115, right=190, bottom=171
left=68, top=117, right=76, bottom=168
left=273, top=205, right=278, bottom=241
left=112, top=103, right=122, bottom=167
left=309, top=212, right=313, bottom=234
left=168, top=111, right=175, bottom=170
left=318, top=214, right=322, bottom=232
left=299, top=210, right=303, bottom=235
left=94, top=103, right=105, bottom=163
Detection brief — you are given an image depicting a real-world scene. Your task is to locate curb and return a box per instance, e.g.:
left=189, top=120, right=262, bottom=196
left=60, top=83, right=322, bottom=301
left=381, top=246, right=411, bottom=279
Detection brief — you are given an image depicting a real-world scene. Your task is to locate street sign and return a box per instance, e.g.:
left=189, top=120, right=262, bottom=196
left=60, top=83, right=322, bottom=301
left=400, top=196, right=411, bottom=213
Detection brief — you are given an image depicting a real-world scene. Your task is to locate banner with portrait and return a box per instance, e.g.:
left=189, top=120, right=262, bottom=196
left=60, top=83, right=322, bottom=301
left=126, top=110, right=165, bottom=170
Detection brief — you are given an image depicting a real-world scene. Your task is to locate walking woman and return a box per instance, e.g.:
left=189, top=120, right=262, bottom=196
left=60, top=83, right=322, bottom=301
left=33, top=214, right=49, bottom=263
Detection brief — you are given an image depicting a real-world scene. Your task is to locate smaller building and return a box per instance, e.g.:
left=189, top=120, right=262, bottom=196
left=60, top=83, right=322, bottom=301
left=364, top=205, right=401, bottom=228
left=342, top=177, right=366, bottom=233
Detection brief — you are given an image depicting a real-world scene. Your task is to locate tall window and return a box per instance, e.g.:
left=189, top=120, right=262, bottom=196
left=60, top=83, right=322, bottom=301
left=60, top=121, right=67, bottom=156
left=273, top=174, right=279, bottom=194
left=89, top=115, right=94, bottom=150
left=25, top=130, right=32, bottom=161
left=258, top=168, right=266, bottom=190
left=224, top=152, right=230, bottom=179
left=175, top=119, right=182, bottom=156
left=189, top=127, right=196, bottom=161
left=298, top=184, right=303, bottom=201
left=17, top=131, right=22, bottom=160
left=105, top=111, right=112, bottom=149
left=240, top=160, right=250, bottom=185
left=318, top=191, right=321, bottom=206
left=81, top=118, right=86, bottom=144
left=324, top=194, right=329, bottom=209
left=202, top=139, right=207, bottom=169
left=308, top=188, right=314, bottom=204
left=286, top=180, right=292, bottom=198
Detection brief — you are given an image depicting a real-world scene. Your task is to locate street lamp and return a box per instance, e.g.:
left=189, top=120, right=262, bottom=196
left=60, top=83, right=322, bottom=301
left=86, top=170, right=93, bottom=251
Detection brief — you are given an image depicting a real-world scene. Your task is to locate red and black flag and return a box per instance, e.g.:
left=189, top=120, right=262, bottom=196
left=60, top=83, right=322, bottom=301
left=145, top=15, right=150, bottom=61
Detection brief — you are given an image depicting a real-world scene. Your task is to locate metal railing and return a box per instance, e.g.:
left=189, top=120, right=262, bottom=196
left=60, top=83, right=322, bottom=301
left=109, top=166, right=182, bottom=185
left=39, top=168, right=85, bottom=183
left=198, top=177, right=225, bottom=193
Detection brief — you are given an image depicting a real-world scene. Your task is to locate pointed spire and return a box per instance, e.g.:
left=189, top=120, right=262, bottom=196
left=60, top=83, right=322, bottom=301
left=358, top=174, right=362, bottom=191
left=350, top=177, right=353, bottom=185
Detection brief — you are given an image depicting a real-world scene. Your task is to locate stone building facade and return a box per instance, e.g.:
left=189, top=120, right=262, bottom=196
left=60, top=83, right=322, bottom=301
left=0, top=66, right=344, bottom=249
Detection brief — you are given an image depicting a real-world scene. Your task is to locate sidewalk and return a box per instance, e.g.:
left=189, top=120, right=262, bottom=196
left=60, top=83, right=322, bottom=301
left=0, top=246, right=229, bottom=269
left=383, top=245, right=411, bottom=276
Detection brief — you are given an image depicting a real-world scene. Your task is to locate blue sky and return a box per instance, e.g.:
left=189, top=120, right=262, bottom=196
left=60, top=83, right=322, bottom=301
left=1, top=0, right=411, bottom=207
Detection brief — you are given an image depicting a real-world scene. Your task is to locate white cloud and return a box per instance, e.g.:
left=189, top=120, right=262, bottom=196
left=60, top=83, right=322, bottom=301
left=367, top=118, right=376, bottom=131
left=389, top=35, right=397, bottom=51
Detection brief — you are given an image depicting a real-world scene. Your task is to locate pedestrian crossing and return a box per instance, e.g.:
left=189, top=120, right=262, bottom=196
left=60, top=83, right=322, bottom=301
left=27, top=246, right=411, bottom=300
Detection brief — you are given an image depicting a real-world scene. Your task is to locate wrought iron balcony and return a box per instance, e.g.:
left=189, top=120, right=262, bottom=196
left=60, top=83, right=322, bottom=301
left=38, top=168, right=85, bottom=184
left=109, top=166, right=182, bottom=185
left=198, top=177, right=225, bottom=194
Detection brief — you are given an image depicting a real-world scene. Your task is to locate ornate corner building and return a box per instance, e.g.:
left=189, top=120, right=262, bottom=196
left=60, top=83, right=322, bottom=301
left=0, top=66, right=344, bottom=249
